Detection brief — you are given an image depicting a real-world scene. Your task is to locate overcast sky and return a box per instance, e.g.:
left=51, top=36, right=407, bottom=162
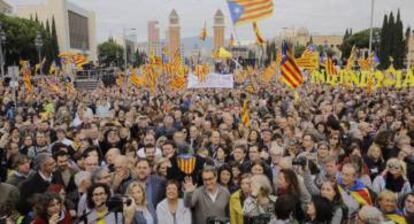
left=8, top=0, right=414, bottom=43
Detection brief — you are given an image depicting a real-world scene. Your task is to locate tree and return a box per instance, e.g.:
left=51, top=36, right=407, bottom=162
left=98, top=38, right=124, bottom=67
left=0, top=13, right=54, bottom=68
left=379, top=14, right=390, bottom=69
left=51, top=16, right=59, bottom=65
left=393, top=9, right=404, bottom=68
left=378, top=10, right=407, bottom=69
left=341, top=28, right=380, bottom=59
left=294, top=43, right=306, bottom=58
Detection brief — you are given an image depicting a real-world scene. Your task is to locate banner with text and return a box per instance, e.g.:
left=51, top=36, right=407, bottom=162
left=187, top=73, right=234, bottom=89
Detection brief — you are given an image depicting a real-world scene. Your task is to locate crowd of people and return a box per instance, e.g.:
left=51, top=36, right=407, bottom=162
left=0, top=73, right=414, bottom=224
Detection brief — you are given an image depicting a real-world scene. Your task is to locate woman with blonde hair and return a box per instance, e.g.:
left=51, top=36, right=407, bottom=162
left=372, top=158, right=411, bottom=198
left=153, top=157, right=170, bottom=178
left=243, top=174, right=276, bottom=222
left=363, top=143, right=385, bottom=181
left=125, top=181, right=157, bottom=224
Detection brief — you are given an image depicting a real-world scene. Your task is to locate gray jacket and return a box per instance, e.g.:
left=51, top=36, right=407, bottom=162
left=184, top=185, right=230, bottom=224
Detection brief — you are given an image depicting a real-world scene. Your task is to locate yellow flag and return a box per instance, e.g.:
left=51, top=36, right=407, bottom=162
left=252, top=22, right=265, bottom=46
left=241, top=99, right=250, bottom=127
left=199, top=22, right=207, bottom=41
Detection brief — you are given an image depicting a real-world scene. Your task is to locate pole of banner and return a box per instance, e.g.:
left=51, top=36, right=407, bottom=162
left=368, top=0, right=375, bottom=56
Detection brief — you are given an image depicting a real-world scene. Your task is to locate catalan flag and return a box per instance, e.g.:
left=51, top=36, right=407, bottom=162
left=338, top=180, right=372, bottom=206
left=241, top=99, right=250, bottom=127
left=326, top=57, right=337, bottom=76
left=345, top=45, right=356, bottom=71
left=279, top=42, right=304, bottom=89
left=199, top=22, right=207, bottom=41
left=129, top=69, right=144, bottom=88
left=227, top=0, right=274, bottom=26
left=22, top=69, right=32, bottom=93
left=252, top=22, right=265, bottom=45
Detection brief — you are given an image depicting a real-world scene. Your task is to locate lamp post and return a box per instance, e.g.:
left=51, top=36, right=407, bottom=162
left=35, top=31, right=43, bottom=75
left=368, top=0, right=375, bottom=55
left=0, top=24, right=6, bottom=78
left=123, top=27, right=136, bottom=72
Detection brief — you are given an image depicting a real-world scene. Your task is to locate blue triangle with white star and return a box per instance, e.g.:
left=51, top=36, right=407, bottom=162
left=227, top=1, right=244, bottom=24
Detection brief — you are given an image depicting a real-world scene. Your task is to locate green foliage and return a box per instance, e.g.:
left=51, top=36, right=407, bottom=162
left=0, top=13, right=60, bottom=72
left=341, top=28, right=381, bottom=59
left=98, top=38, right=124, bottom=67
left=293, top=43, right=306, bottom=58
left=378, top=10, right=407, bottom=69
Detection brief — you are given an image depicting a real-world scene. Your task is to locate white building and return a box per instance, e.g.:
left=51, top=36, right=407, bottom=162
left=15, top=0, right=97, bottom=61
left=0, top=0, right=12, bottom=14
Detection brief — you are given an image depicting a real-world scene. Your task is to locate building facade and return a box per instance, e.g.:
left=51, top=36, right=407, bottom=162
left=148, top=21, right=160, bottom=56
left=408, top=31, right=414, bottom=69
left=15, top=0, right=97, bottom=61
left=0, top=0, right=12, bottom=14
left=168, top=9, right=180, bottom=60
left=213, top=9, right=225, bottom=50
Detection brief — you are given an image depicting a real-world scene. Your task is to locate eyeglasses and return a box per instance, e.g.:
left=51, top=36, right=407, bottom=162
left=388, top=164, right=401, bottom=170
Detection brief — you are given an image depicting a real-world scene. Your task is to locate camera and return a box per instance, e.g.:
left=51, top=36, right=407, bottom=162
left=107, top=195, right=132, bottom=213
left=206, top=216, right=230, bottom=224
left=246, top=214, right=272, bottom=224
left=292, top=156, right=307, bottom=167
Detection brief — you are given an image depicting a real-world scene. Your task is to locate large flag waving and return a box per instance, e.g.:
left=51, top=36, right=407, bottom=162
left=280, top=42, right=304, bottom=89
left=227, top=0, right=274, bottom=26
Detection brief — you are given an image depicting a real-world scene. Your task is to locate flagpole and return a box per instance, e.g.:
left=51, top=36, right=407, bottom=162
left=368, top=0, right=375, bottom=56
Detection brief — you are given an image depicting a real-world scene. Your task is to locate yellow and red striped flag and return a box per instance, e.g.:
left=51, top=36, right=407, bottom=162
left=252, top=22, right=265, bottom=45
left=241, top=99, right=250, bottom=127
left=326, top=57, right=337, bottom=76
left=279, top=42, right=304, bottom=89
left=129, top=68, right=144, bottom=88
left=227, top=0, right=274, bottom=26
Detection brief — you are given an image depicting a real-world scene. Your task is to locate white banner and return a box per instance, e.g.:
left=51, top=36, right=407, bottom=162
left=187, top=73, right=234, bottom=89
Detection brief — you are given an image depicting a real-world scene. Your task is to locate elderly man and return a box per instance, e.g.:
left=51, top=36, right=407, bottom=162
left=338, top=163, right=375, bottom=218
left=112, top=155, right=133, bottom=194
left=184, top=165, right=230, bottom=224
left=17, top=153, right=56, bottom=214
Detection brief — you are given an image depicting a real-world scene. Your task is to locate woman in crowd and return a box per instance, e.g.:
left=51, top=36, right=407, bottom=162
left=126, top=181, right=156, bottom=224
left=270, top=194, right=299, bottom=224
left=372, top=158, right=412, bottom=197
left=82, top=183, right=123, bottom=224
left=156, top=180, right=191, bottom=224
left=276, top=169, right=310, bottom=222
left=230, top=173, right=252, bottom=224
left=217, top=164, right=237, bottom=193
left=244, top=174, right=277, bottom=221
left=363, top=143, right=385, bottom=181
left=305, top=195, right=333, bottom=224
left=32, top=192, right=72, bottom=224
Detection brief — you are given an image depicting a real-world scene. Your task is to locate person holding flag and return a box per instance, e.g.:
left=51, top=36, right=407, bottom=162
left=338, top=163, right=375, bottom=219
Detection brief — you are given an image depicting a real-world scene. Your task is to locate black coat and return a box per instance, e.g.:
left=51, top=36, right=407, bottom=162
left=17, top=172, right=51, bottom=215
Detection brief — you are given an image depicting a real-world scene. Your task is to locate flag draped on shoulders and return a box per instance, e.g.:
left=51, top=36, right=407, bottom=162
left=338, top=179, right=372, bottom=206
